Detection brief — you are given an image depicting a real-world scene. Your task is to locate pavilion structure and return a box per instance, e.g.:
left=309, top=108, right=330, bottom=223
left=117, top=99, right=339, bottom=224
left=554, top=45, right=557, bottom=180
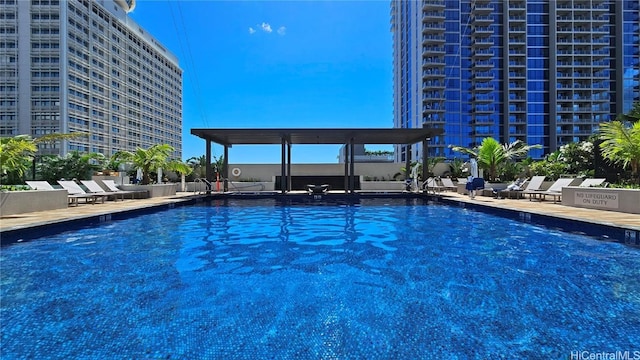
left=190, top=128, right=444, bottom=194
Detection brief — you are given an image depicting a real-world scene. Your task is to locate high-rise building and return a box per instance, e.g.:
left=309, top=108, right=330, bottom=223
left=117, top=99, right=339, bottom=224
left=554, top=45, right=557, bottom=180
left=0, top=0, right=182, bottom=159
left=391, top=0, right=639, bottom=162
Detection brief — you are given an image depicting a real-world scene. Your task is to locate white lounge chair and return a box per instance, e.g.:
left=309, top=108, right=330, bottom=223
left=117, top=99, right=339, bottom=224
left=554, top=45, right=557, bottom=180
left=25, top=181, right=56, bottom=190
left=440, top=178, right=458, bottom=191
left=57, top=180, right=109, bottom=204
left=27, top=180, right=96, bottom=206
left=578, top=178, right=606, bottom=187
left=422, top=177, right=444, bottom=194
left=81, top=180, right=126, bottom=201
left=505, top=175, right=546, bottom=199
left=526, top=178, right=575, bottom=203
left=495, top=177, right=529, bottom=199
left=101, top=180, right=145, bottom=199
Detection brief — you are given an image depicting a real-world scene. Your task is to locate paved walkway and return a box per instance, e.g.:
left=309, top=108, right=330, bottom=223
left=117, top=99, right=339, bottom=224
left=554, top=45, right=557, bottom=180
left=1, top=191, right=638, bottom=234
left=439, top=191, right=640, bottom=230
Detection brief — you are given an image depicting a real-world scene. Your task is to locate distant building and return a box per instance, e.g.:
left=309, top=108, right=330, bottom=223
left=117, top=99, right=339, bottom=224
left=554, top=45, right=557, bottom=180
left=391, top=0, right=639, bottom=163
left=338, top=144, right=394, bottom=163
left=0, top=0, right=182, bottom=159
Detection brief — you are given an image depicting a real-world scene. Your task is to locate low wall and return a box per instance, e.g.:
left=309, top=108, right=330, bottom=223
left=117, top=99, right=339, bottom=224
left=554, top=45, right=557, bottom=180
left=360, top=181, right=407, bottom=191
left=185, top=181, right=275, bottom=192
left=119, top=184, right=176, bottom=198
left=1, top=190, right=69, bottom=216
left=562, top=187, right=640, bottom=214
left=224, top=163, right=403, bottom=182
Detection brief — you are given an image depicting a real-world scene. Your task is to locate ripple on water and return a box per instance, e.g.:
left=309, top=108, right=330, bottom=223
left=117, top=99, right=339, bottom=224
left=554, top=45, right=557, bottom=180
left=1, top=200, right=639, bottom=359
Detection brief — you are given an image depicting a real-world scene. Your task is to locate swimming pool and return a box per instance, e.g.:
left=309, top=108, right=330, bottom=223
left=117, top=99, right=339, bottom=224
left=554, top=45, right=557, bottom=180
left=1, top=199, right=639, bottom=359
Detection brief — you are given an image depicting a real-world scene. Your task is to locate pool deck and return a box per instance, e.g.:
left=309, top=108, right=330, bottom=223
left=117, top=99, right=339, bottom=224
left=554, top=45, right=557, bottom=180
left=1, top=190, right=638, bottom=238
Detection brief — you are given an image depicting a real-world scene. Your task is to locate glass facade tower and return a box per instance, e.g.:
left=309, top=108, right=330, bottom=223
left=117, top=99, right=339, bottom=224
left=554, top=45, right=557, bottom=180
left=391, top=0, right=639, bottom=162
left=0, top=0, right=182, bottom=159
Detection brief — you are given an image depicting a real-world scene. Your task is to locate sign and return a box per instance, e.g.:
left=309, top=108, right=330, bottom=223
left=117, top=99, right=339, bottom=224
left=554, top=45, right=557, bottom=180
left=574, top=191, right=619, bottom=209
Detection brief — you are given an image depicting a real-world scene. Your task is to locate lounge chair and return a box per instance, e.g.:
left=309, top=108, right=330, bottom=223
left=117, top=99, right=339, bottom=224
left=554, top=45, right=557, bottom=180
left=578, top=178, right=606, bottom=188
left=27, top=180, right=97, bottom=206
left=81, top=180, right=126, bottom=201
left=495, top=177, right=529, bottom=199
left=57, top=180, right=109, bottom=204
left=101, top=180, right=146, bottom=199
left=25, top=181, right=56, bottom=191
left=501, top=175, right=546, bottom=199
left=422, top=177, right=444, bottom=194
left=440, top=178, right=458, bottom=191
left=525, top=177, right=575, bottom=203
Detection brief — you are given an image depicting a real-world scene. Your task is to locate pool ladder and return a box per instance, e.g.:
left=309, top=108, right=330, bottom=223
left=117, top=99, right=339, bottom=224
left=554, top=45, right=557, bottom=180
left=193, top=178, right=213, bottom=194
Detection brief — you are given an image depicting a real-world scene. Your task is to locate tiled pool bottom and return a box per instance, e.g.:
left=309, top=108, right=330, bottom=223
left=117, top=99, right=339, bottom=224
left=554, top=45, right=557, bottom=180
left=1, top=199, right=639, bottom=359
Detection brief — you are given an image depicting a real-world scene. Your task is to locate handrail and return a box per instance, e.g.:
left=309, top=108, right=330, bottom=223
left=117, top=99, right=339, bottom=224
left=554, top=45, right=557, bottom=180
left=193, top=178, right=212, bottom=194
left=193, top=178, right=266, bottom=193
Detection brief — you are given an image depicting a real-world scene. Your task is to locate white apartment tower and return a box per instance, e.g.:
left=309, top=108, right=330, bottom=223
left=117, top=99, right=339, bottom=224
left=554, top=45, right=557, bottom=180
left=0, top=0, right=183, bottom=159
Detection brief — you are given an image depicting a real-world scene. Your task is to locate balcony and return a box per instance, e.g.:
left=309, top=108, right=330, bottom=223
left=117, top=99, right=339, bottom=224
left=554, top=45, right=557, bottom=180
left=422, top=35, right=446, bottom=45
left=473, top=37, right=494, bottom=48
left=422, top=93, right=445, bottom=101
left=423, top=46, right=446, bottom=54
left=472, top=3, right=493, bottom=14
left=472, top=26, right=493, bottom=35
left=472, top=105, right=494, bottom=114
left=473, top=95, right=493, bottom=103
left=422, top=0, right=445, bottom=11
left=422, top=70, right=445, bottom=80
left=423, top=11, right=446, bottom=21
left=473, top=15, right=494, bottom=25
left=423, top=80, right=446, bottom=89
left=472, top=71, right=493, bottom=80
left=422, top=23, right=446, bottom=34
left=422, top=60, right=446, bottom=69
left=474, top=83, right=494, bottom=92
left=473, top=60, right=493, bottom=69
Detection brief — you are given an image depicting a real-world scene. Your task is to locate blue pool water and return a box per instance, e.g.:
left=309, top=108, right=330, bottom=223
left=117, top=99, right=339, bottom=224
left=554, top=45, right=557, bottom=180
left=1, top=199, right=639, bottom=359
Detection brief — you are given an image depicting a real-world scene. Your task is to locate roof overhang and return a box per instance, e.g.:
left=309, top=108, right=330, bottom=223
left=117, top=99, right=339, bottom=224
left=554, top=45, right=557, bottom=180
left=190, top=128, right=443, bottom=147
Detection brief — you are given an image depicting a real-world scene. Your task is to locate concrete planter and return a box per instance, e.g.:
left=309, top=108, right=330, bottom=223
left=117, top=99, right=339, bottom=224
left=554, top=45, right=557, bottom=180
left=0, top=190, right=68, bottom=216
left=562, top=187, right=640, bottom=214
left=361, top=181, right=407, bottom=191
left=119, top=183, right=177, bottom=198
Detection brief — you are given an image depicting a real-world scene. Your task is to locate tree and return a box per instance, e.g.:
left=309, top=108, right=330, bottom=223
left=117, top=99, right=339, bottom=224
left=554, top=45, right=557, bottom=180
left=0, top=135, right=37, bottom=183
left=599, top=120, right=640, bottom=184
left=186, top=154, right=224, bottom=180
left=449, top=138, right=541, bottom=181
left=0, top=133, right=87, bottom=184
left=113, top=144, right=189, bottom=185
left=37, top=151, right=105, bottom=183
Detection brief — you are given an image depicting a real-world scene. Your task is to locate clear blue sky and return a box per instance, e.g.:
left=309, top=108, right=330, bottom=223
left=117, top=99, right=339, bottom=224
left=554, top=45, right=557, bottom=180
left=129, top=0, right=394, bottom=163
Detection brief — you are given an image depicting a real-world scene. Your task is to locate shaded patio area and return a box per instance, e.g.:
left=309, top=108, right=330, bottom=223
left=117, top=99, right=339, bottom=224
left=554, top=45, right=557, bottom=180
left=190, top=127, right=444, bottom=194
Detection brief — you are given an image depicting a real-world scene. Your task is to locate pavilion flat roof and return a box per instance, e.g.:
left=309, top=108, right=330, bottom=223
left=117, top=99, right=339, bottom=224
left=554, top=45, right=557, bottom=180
left=190, top=128, right=443, bottom=147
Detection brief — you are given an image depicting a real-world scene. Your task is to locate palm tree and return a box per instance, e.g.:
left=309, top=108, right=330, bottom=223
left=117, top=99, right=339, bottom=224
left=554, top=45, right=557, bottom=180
left=0, top=135, right=37, bottom=182
left=186, top=154, right=224, bottom=179
left=114, top=144, right=190, bottom=185
left=449, top=138, right=541, bottom=181
left=599, top=120, right=640, bottom=184
left=1, top=133, right=88, bottom=183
